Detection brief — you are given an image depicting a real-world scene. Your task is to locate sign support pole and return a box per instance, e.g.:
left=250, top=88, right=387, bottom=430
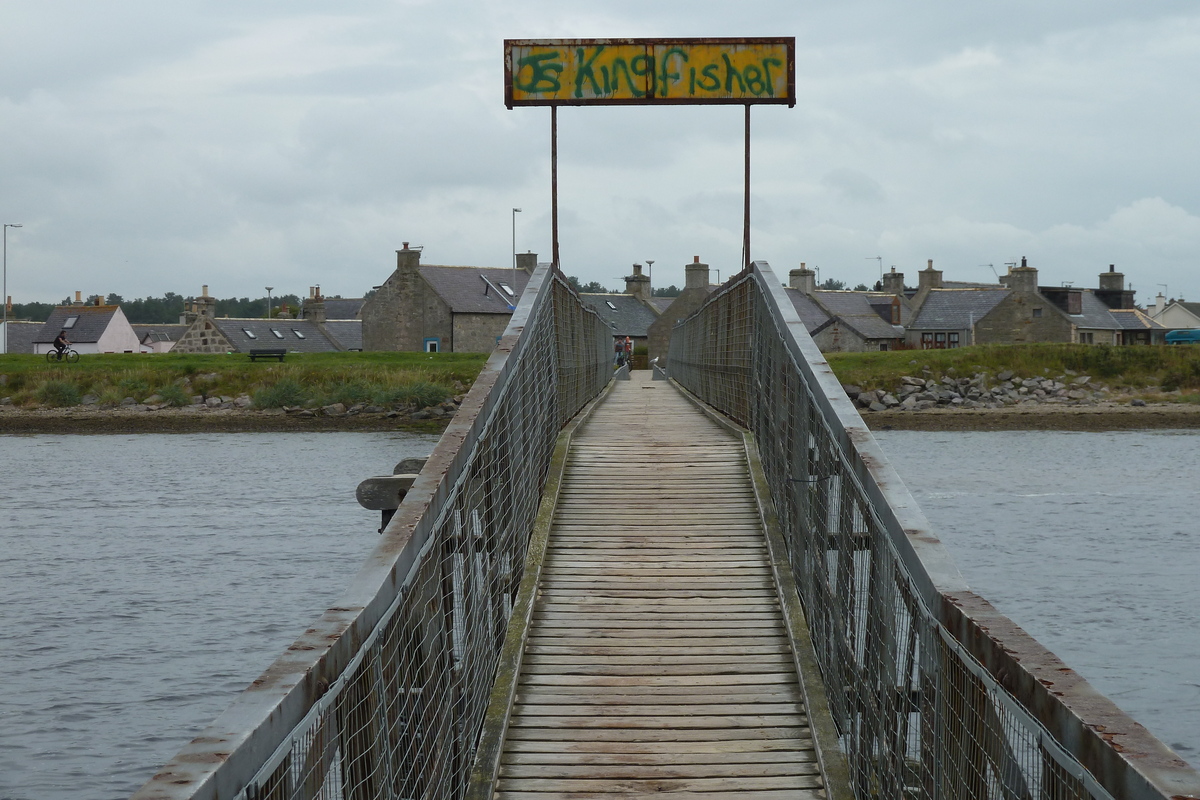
left=743, top=104, right=751, bottom=272
left=551, top=105, right=560, bottom=270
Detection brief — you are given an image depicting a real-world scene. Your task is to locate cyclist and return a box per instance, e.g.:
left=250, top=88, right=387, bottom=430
left=53, top=330, right=71, bottom=359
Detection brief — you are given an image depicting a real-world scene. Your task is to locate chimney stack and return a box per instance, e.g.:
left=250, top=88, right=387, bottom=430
left=625, top=262, right=651, bottom=300
left=917, top=259, right=942, bottom=293
left=1098, top=263, right=1125, bottom=292
left=515, top=251, right=538, bottom=274
left=685, top=256, right=710, bottom=290
left=397, top=242, right=421, bottom=273
left=74, top=290, right=82, bottom=304
left=1001, top=256, right=1039, bottom=293
left=788, top=262, right=817, bottom=295
left=881, top=266, right=905, bottom=296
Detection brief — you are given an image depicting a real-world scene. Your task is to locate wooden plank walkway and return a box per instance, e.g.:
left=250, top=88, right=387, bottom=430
left=494, top=372, right=827, bottom=799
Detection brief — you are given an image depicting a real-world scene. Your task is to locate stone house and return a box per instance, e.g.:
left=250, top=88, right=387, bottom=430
left=783, top=265, right=907, bottom=352
left=647, top=257, right=718, bottom=364
left=2, top=320, right=43, bottom=354
left=361, top=244, right=535, bottom=352
left=171, top=286, right=347, bottom=354
left=907, top=259, right=1164, bottom=348
left=32, top=296, right=141, bottom=354
left=579, top=264, right=661, bottom=356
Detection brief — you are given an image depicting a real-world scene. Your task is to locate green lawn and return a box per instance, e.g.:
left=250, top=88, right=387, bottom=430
left=826, top=343, right=1200, bottom=396
left=0, top=351, right=490, bottom=409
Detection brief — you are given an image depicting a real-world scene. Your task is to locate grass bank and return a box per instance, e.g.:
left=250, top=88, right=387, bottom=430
left=0, top=351, right=489, bottom=410
left=827, top=344, right=1200, bottom=401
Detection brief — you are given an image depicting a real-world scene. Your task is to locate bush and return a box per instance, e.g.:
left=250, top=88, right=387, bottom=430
left=37, top=380, right=81, bottom=407
left=252, top=378, right=309, bottom=409
left=156, top=384, right=191, bottom=407
left=118, top=375, right=152, bottom=399
left=374, top=380, right=448, bottom=409
left=323, top=380, right=374, bottom=407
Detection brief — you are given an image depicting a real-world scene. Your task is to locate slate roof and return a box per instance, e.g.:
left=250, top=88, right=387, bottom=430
left=648, top=296, right=677, bottom=314
left=1068, top=291, right=1124, bottom=329
left=323, top=298, right=364, bottom=319
left=783, top=289, right=833, bottom=334
left=132, top=324, right=188, bottom=343
left=33, top=305, right=122, bottom=343
left=910, top=288, right=1012, bottom=330
left=2, top=320, right=43, bottom=354
left=580, top=293, right=659, bottom=337
left=322, top=320, right=363, bottom=351
left=419, top=266, right=532, bottom=314
left=812, top=291, right=905, bottom=340
left=1108, top=308, right=1166, bottom=331
left=210, top=319, right=342, bottom=353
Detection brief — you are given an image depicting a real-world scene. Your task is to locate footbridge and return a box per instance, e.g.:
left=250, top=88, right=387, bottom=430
left=135, top=263, right=1200, bottom=800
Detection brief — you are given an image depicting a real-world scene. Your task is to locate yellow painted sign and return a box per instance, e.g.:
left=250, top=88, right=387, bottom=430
left=505, top=38, right=795, bottom=107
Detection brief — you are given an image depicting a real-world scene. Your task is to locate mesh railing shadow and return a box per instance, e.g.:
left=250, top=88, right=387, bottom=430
left=668, top=261, right=1200, bottom=800
left=132, top=265, right=611, bottom=800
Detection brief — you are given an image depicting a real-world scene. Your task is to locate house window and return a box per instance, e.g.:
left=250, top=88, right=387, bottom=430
left=921, top=332, right=934, bottom=349
left=1080, top=331, right=1094, bottom=344
left=498, top=282, right=515, bottom=297
left=292, top=329, right=305, bottom=339
left=270, top=329, right=284, bottom=339
left=606, top=300, right=618, bottom=310
left=242, top=328, right=257, bottom=339
left=934, top=332, right=947, bottom=348
left=1032, top=308, right=1043, bottom=318
left=878, top=343, right=889, bottom=352
left=63, top=316, right=78, bottom=329
left=948, top=332, right=960, bottom=349
left=424, top=337, right=440, bottom=353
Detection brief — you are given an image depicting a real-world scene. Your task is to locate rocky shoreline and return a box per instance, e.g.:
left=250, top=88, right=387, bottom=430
left=842, top=367, right=1200, bottom=430
left=0, top=394, right=461, bottom=434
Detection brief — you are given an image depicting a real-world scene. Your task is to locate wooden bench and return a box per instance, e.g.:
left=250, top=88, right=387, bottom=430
left=248, top=348, right=286, bottom=362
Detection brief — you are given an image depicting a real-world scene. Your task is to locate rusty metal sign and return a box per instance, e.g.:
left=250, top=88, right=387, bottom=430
left=505, top=38, right=795, bottom=107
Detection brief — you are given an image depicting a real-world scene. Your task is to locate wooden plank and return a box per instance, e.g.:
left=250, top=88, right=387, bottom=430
left=479, top=373, right=828, bottom=800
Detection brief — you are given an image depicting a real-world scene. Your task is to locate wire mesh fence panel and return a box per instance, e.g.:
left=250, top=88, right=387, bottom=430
left=134, top=266, right=611, bottom=800
left=667, top=262, right=1197, bottom=800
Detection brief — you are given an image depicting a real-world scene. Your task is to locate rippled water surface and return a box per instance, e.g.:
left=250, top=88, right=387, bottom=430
left=874, top=429, right=1200, bottom=768
left=0, top=432, right=438, bottom=800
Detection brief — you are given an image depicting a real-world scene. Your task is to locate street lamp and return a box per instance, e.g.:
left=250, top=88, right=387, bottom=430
left=3, top=223, right=23, bottom=356
left=645, top=259, right=654, bottom=294
left=265, top=287, right=273, bottom=320
left=512, top=208, right=521, bottom=290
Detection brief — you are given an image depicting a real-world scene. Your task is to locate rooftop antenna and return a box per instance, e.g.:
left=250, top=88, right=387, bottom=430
left=866, top=255, right=882, bottom=280
left=1158, top=283, right=1168, bottom=298
left=1061, top=281, right=1074, bottom=287
left=980, top=263, right=999, bottom=280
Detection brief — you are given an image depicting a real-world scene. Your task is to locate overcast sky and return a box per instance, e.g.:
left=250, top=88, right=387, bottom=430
left=3, top=1, right=1199, bottom=305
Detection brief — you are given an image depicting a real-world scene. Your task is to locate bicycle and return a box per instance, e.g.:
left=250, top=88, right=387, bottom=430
left=46, top=347, right=80, bottom=363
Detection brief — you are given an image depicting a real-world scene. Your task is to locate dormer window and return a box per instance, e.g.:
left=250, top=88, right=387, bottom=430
left=242, top=328, right=257, bottom=339
left=63, top=316, right=78, bottom=329
left=270, top=329, right=284, bottom=339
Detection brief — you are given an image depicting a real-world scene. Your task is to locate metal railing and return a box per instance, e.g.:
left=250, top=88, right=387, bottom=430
left=668, top=262, right=1200, bottom=800
left=132, top=265, right=611, bottom=800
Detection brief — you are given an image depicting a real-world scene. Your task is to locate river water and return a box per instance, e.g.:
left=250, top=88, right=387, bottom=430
left=0, top=432, right=439, bottom=800
left=874, top=429, right=1200, bottom=769
left=1, top=430, right=1196, bottom=799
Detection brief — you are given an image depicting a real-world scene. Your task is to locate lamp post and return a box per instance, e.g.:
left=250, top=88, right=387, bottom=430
left=265, top=287, right=273, bottom=320
left=3, top=223, right=22, bottom=356
left=645, top=259, right=654, bottom=295
left=512, top=207, right=521, bottom=290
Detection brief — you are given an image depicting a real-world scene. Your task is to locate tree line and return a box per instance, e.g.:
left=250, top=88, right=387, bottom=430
left=7, top=292, right=305, bottom=324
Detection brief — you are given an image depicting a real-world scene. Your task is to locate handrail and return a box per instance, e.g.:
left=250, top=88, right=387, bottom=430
left=132, top=264, right=612, bottom=800
left=667, top=261, right=1200, bottom=800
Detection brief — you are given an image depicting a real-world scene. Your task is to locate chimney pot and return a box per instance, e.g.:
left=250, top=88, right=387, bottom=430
left=202, top=285, right=209, bottom=298
left=693, top=256, right=700, bottom=263
left=402, top=242, right=409, bottom=250
left=1110, top=264, right=1115, bottom=272
left=927, top=259, right=933, bottom=269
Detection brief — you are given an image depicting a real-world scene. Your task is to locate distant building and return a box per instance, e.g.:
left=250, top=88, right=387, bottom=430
left=906, top=260, right=1165, bottom=348
left=1149, top=296, right=1200, bottom=329
left=32, top=294, right=141, bottom=354
left=783, top=264, right=907, bottom=352
left=171, top=286, right=347, bottom=354
left=578, top=264, right=661, bottom=354
left=647, top=257, right=719, bottom=363
left=361, top=244, right=536, bottom=352
left=132, top=324, right=188, bottom=353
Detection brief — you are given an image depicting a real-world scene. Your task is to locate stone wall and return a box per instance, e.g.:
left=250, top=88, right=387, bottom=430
left=975, top=291, right=1072, bottom=344
left=453, top=313, right=510, bottom=353
left=172, top=317, right=234, bottom=354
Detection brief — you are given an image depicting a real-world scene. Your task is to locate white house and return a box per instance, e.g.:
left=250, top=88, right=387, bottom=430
left=32, top=300, right=141, bottom=354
